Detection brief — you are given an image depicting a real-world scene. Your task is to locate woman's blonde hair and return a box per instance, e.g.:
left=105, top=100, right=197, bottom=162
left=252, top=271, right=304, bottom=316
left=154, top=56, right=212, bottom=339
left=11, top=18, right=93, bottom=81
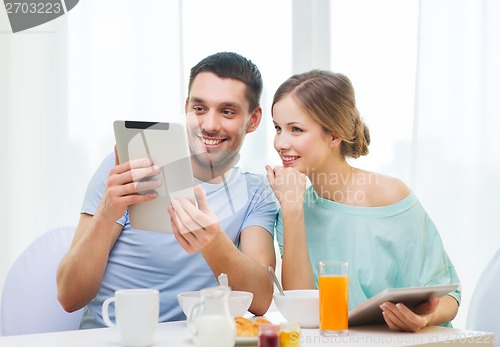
left=272, top=70, right=370, bottom=158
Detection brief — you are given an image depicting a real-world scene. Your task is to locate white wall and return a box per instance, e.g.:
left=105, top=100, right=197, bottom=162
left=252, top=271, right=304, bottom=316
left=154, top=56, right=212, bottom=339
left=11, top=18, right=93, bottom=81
left=0, top=0, right=184, bottom=293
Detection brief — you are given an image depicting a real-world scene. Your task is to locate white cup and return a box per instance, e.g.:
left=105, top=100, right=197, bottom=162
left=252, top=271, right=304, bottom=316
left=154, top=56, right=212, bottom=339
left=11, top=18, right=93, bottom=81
left=102, top=288, right=160, bottom=347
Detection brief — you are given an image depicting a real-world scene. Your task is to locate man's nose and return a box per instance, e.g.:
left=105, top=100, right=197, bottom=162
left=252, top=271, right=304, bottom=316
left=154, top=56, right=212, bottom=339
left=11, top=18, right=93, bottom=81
left=202, top=110, right=221, bottom=134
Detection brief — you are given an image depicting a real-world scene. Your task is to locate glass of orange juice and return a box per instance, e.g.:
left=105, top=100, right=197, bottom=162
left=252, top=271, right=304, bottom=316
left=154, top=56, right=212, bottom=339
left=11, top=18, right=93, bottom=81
left=318, top=261, right=348, bottom=337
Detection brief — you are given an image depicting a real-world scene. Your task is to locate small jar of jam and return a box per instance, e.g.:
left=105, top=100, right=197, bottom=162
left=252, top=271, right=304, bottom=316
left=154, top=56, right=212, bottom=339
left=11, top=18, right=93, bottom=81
left=258, top=323, right=279, bottom=347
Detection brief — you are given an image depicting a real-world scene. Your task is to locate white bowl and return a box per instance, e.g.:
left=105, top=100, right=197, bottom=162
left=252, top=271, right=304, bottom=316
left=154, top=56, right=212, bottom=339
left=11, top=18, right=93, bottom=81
left=273, top=289, right=319, bottom=328
left=177, top=290, right=253, bottom=318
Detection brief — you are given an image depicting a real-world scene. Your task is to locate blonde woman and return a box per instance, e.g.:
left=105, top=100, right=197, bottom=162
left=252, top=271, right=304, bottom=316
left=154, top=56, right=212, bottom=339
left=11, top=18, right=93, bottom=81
left=266, top=70, right=460, bottom=332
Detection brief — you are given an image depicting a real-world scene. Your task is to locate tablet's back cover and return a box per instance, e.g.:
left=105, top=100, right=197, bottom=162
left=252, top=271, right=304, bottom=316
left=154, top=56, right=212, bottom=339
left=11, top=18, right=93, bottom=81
left=113, top=120, right=195, bottom=232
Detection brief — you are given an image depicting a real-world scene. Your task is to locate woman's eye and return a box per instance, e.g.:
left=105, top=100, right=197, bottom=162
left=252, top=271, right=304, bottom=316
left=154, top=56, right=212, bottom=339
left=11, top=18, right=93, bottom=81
left=274, top=125, right=281, bottom=132
left=291, top=127, right=303, bottom=132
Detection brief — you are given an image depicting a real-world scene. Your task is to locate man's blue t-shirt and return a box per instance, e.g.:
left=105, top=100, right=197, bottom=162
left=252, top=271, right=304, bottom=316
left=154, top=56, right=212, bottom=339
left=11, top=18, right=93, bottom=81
left=80, top=153, right=278, bottom=328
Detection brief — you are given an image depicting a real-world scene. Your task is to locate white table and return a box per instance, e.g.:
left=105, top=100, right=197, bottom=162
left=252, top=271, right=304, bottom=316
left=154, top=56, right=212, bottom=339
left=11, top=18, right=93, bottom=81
left=0, top=312, right=495, bottom=347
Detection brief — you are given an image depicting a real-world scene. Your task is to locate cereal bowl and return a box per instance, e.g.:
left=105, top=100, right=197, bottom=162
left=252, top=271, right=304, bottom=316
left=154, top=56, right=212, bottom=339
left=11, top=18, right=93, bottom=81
left=273, top=289, right=319, bottom=328
left=177, top=290, right=253, bottom=319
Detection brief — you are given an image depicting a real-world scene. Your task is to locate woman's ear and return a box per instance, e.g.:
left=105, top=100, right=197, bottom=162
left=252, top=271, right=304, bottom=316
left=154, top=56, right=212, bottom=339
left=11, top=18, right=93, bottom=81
left=329, top=134, right=342, bottom=148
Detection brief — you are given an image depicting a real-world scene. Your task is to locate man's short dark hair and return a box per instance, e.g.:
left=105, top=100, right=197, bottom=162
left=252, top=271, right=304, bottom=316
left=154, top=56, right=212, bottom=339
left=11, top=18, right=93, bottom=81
left=188, top=52, right=263, bottom=113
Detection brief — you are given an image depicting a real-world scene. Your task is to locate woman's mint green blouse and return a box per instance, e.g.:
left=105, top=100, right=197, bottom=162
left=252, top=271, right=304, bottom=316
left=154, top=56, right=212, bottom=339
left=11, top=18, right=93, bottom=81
left=276, top=186, right=461, bottom=325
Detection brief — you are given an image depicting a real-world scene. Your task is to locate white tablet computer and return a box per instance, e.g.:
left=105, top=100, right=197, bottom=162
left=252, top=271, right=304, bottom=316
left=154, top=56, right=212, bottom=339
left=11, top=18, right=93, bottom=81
left=113, top=120, right=196, bottom=232
left=348, top=284, right=459, bottom=326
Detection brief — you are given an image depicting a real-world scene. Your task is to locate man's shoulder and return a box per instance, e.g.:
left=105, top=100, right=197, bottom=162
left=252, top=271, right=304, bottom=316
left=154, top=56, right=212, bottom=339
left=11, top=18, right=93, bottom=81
left=95, top=152, right=115, bottom=168
left=85, top=152, right=115, bottom=181
left=231, top=167, right=268, bottom=187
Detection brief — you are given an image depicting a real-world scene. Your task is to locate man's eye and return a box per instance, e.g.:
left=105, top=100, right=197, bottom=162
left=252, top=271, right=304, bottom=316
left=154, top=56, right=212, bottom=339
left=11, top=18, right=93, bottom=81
left=222, top=109, right=235, bottom=115
left=193, top=106, right=204, bottom=113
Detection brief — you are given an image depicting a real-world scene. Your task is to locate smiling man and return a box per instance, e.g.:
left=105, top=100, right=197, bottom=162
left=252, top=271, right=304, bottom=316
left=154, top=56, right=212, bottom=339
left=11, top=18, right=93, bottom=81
left=185, top=69, right=260, bottom=181
left=57, top=52, right=278, bottom=329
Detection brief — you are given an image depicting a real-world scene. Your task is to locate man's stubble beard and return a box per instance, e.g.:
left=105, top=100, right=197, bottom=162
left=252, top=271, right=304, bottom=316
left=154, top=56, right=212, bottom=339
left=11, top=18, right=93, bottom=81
left=190, top=149, right=241, bottom=180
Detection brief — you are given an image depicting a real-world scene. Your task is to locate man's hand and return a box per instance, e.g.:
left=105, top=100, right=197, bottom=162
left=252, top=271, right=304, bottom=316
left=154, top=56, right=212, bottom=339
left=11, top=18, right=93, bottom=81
left=169, top=185, right=220, bottom=254
left=96, top=147, right=162, bottom=222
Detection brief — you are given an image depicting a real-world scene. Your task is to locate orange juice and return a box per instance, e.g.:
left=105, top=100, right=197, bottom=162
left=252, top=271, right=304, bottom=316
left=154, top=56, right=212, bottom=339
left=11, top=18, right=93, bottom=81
left=280, top=330, right=301, bottom=347
left=319, top=275, right=348, bottom=331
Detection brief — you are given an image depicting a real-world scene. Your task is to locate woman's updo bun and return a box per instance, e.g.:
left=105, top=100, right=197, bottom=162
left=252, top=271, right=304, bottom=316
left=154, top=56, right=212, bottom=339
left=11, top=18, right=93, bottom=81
left=341, top=117, right=370, bottom=158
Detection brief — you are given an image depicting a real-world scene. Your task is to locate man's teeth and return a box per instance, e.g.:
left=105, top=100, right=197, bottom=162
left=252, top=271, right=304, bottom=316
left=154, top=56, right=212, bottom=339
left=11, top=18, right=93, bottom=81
left=282, top=156, right=299, bottom=161
left=203, top=138, right=222, bottom=145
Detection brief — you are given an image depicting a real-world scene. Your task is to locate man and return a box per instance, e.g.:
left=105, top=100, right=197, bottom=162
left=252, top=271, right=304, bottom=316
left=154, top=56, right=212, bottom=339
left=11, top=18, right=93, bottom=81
left=57, top=52, right=278, bottom=328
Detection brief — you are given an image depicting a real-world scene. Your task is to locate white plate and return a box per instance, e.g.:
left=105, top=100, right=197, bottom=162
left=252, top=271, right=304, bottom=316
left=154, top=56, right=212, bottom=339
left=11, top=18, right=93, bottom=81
left=235, top=336, right=258, bottom=345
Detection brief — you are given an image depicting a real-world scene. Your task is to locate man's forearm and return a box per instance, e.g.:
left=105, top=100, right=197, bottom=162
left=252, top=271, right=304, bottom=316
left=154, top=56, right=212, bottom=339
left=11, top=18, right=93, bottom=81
left=200, top=231, right=274, bottom=316
left=57, top=214, right=120, bottom=312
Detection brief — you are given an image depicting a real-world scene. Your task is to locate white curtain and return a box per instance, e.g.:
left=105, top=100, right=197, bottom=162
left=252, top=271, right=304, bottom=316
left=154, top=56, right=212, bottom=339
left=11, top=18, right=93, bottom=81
left=0, top=14, right=71, bottom=288
left=414, top=0, right=500, bottom=327
left=329, top=0, right=500, bottom=328
left=0, top=0, right=183, bottom=289
left=0, top=0, right=292, bottom=297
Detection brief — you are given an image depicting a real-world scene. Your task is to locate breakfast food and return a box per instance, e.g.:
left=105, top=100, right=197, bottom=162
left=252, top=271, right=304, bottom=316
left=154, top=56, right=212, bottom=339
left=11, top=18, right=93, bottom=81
left=235, top=316, right=271, bottom=337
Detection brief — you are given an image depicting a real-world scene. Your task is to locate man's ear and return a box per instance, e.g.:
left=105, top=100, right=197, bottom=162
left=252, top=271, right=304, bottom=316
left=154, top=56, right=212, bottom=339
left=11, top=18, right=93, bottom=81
left=184, top=98, right=189, bottom=114
left=246, top=107, right=262, bottom=134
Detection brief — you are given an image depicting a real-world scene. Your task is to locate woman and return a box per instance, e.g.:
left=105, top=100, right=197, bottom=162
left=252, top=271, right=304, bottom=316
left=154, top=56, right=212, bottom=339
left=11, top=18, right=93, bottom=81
left=266, top=70, right=460, bottom=332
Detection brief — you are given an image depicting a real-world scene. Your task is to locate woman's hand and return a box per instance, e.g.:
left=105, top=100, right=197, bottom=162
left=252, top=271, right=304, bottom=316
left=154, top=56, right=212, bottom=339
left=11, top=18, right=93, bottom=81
left=380, top=297, right=440, bottom=332
left=265, top=165, right=307, bottom=210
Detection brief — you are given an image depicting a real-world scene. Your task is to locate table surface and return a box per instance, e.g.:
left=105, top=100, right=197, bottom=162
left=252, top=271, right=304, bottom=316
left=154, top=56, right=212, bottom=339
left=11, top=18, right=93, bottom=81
left=0, top=311, right=495, bottom=347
